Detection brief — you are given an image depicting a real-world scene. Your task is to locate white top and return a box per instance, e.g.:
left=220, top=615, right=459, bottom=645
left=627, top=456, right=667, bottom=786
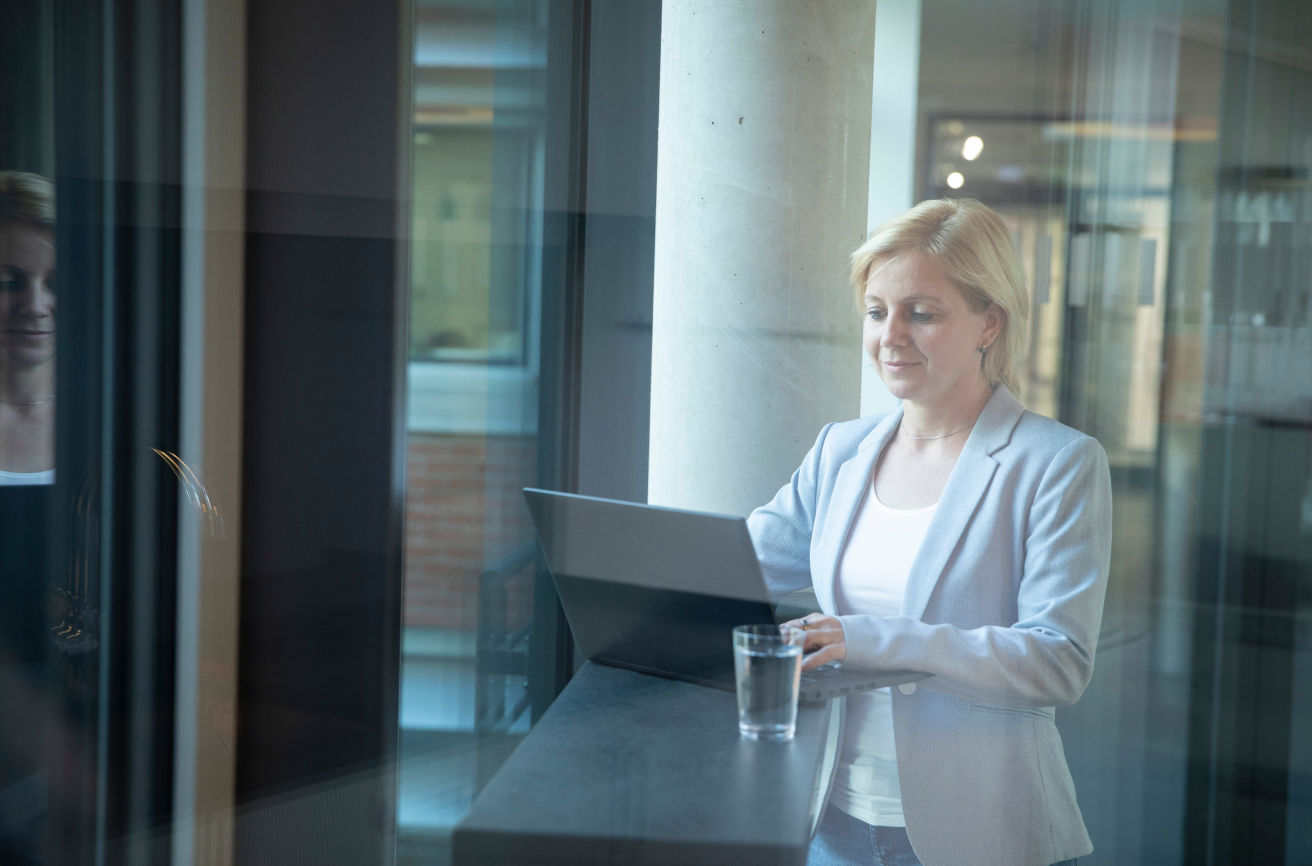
left=0, top=469, right=54, bottom=486
left=828, top=483, right=937, bottom=828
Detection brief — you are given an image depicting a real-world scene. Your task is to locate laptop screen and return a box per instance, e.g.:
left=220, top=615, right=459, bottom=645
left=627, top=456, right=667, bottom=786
left=524, top=489, right=777, bottom=688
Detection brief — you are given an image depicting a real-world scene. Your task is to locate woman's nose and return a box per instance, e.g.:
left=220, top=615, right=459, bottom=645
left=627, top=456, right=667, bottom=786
left=882, top=314, right=910, bottom=347
left=15, top=277, right=53, bottom=315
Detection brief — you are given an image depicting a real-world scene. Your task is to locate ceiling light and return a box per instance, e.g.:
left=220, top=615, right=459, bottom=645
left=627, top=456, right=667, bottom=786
left=962, top=136, right=983, bottom=161
left=946, top=172, right=964, bottom=189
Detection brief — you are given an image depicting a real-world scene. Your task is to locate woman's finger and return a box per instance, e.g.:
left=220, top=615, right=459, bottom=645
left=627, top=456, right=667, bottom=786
left=801, top=627, right=837, bottom=651
left=783, top=614, right=830, bottom=629
left=801, top=642, right=844, bottom=671
left=806, top=621, right=844, bottom=646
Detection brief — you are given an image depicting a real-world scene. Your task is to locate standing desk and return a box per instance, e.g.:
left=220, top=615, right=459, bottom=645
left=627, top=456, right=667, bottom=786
left=454, top=661, right=844, bottom=865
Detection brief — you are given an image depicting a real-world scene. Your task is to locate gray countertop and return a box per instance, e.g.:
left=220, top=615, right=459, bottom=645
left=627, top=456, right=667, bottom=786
left=454, top=661, right=842, bottom=866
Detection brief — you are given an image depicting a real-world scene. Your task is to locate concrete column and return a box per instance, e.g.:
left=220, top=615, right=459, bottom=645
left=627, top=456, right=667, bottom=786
left=649, top=0, right=876, bottom=517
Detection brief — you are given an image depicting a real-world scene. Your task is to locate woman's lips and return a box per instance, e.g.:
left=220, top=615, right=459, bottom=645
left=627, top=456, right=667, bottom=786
left=5, top=329, right=53, bottom=337
left=882, top=359, right=918, bottom=372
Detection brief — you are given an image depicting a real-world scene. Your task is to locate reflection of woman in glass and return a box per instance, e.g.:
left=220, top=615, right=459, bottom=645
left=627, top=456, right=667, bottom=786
left=0, top=172, right=55, bottom=486
left=751, top=199, right=1110, bottom=866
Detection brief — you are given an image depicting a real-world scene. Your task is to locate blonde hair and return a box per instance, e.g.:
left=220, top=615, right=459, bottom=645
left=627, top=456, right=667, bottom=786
left=0, top=171, right=55, bottom=230
left=850, top=198, right=1029, bottom=394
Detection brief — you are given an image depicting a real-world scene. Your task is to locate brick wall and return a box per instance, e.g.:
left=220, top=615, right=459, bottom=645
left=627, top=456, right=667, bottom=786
left=404, top=433, right=538, bottom=629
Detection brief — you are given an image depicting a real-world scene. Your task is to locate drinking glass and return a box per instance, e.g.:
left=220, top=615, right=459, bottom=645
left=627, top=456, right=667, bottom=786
left=732, top=624, right=805, bottom=741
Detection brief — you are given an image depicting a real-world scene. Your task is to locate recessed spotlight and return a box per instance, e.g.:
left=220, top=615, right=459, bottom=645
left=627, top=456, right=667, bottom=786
left=962, top=136, right=983, bottom=160
left=946, top=172, right=965, bottom=189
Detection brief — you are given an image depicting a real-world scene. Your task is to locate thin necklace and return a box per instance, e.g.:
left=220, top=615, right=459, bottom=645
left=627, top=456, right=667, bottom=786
left=901, top=420, right=974, bottom=441
left=0, top=393, right=54, bottom=406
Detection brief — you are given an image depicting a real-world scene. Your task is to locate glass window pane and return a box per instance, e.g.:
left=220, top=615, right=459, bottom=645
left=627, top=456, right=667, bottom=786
left=26, top=0, right=1304, bottom=862
left=399, top=1, right=547, bottom=861
left=417, top=3, right=1312, bottom=866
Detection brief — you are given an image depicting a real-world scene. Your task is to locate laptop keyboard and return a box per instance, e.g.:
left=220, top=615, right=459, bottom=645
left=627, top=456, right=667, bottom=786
left=800, top=663, right=849, bottom=684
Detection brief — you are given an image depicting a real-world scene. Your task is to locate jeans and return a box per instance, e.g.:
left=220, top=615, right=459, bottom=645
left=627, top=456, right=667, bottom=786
left=807, top=806, right=1078, bottom=866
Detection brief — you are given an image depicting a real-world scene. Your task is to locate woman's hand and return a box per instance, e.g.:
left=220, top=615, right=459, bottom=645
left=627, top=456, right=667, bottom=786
left=781, top=614, right=847, bottom=671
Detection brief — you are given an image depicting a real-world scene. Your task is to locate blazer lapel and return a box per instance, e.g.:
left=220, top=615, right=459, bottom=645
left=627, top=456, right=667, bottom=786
left=900, top=447, right=997, bottom=622
left=813, top=407, right=903, bottom=614
left=900, top=385, right=1026, bottom=622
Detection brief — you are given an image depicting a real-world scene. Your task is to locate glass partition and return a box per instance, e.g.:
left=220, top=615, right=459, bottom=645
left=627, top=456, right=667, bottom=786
left=8, top=0, right=1307, bottom=863
left=914, top=3, right=1308, bottom=862
left=399, top=1, right=1311, bottom=865
left=0, top=0, right=193, bottom=861
left=398, top=1, right=546, bottom=861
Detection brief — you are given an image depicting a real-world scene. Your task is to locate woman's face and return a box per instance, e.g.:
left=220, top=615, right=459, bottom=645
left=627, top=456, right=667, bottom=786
left=0, top=222, right=56, bottom=369
left=862, top=252, right=1000, bottom=405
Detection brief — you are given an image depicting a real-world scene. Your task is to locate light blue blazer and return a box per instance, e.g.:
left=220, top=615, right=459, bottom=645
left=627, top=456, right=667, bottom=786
left=747, top=384, right=1112, bottom=866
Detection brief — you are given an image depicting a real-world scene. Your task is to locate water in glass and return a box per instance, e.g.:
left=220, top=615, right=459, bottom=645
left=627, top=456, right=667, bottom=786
left=733, top=624, right=804, bottom=741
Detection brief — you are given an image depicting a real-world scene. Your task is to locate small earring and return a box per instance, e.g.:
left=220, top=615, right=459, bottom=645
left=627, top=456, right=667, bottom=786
left=978, top=345, right=988, bottom=355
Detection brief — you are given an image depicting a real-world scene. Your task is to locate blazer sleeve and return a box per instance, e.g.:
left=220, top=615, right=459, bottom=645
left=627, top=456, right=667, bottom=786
left=839, top=435, right=1113, bottom=707
left=746, top=422, right=834, bottom=605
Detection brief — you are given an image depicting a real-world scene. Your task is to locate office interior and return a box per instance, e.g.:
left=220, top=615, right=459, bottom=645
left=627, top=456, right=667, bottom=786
left=0, top=0, right=1308, bottom=863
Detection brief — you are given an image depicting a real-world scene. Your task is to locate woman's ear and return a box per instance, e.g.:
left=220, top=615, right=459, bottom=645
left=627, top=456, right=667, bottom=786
left=984, top=303, right=1006, bottom=345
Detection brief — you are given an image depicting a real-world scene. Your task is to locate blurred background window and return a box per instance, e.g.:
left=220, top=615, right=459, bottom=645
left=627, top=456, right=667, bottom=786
left=398, top=1, right=545, bottom=861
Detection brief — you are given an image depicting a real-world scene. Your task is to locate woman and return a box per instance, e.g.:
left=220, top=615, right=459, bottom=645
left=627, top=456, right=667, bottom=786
left=748, top=199, right=1111, bottom=866
left=0, top=171, right=55, bottom=860
left=0, top=171, right=56, bottom=486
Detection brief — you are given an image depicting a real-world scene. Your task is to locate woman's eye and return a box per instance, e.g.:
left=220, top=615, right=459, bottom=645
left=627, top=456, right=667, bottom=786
left=912, top=312, right=933, bottom=322
left=865, top=309, right=885, bottom=321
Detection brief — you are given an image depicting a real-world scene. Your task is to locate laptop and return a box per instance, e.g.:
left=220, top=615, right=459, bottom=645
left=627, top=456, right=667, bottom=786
left=523, top=488, right=928, bottom=702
